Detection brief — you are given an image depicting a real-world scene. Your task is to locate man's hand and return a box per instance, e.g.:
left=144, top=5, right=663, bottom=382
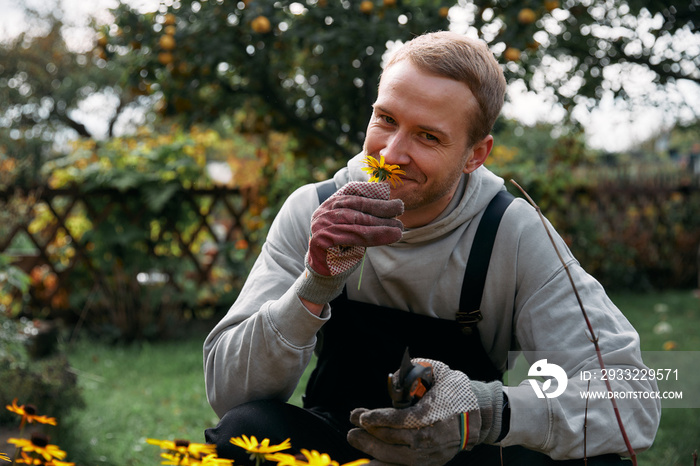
left=295, top=181, right=404, bottom=306
left=347, top=359, right=503, bottom=466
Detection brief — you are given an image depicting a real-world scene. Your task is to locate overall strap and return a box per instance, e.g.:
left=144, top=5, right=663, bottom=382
left=315, top=179, right=337, bottom=204
left=456, top=189, right=515, bottom=333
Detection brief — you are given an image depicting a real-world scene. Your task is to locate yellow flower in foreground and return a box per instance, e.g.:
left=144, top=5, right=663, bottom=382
left=8, top=435, right=67, bottom=462
left=268, top=449, right=369, bottom=466
left=200, top=453, right=234, bottom=466
left=271, top=449, right=368, bottom=466
left=338, top=460, right=370, bottom=466
left=265, top=452, right=298, bottom=465
left=160, top=452, right=200, bottom=465
left=147, top=438, right=216, bottom=458
left=297, top=449, right=335, bottom=466
left=230, top=435, right=291, bottom=455
left=361, top=155, right=405, bottom=187
left=47, top=460, right=76, bottom=466
left=15, top=452, right=43, bottom=465
left=6, top=399, right=58, bottom=429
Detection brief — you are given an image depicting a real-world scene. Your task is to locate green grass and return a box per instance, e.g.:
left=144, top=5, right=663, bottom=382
left=57, top=335, right=219, bottom=466
left=608, top=289, right=700, bottom=465
left=53, top=289, right=699, bottom=465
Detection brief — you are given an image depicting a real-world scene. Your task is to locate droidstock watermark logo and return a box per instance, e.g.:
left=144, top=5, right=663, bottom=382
left=508, top=351, right=698, bottom=408
left=527, top=359, right=568, bottom=398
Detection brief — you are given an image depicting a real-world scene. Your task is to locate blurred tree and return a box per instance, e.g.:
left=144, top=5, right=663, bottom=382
left=1, top=0, right=698, bottom=169
left=478, top=0, right=700, bottom=118
left=102, top=0, right=698, bottom=162
left=105, top=0, right=451, bottom=161
left=0, top=7, right=151, bottom=185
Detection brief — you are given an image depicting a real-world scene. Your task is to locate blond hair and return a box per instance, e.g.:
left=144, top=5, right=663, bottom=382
left=385, top=31, right=506, bottom=147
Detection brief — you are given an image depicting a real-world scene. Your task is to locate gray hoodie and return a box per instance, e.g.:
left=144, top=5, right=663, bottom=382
left=204, top=154, right=660, bottom=460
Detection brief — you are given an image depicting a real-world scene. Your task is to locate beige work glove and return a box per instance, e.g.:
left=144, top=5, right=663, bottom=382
left=347, top=359, right=503, bottom=466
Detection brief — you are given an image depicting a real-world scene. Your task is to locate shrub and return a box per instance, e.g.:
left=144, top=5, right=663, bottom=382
left=0, top=316, right=84, bottom=426
left=6, top=124, right=316, bottom=341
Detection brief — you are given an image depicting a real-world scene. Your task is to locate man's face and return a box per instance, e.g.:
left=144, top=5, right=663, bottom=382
left=363, top=59, right=491, bottom=228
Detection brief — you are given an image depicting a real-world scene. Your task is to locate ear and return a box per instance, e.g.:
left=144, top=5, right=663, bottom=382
left=463, top=135, right=494, bottom=174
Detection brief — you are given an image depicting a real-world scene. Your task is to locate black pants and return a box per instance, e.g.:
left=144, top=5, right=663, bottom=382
left=205, top=400, right=631, bottom=465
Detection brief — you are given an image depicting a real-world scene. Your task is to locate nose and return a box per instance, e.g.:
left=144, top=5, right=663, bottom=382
left=380, top=130, right=411, bottom=166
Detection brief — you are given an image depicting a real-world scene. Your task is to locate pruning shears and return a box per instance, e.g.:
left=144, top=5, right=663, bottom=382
left=387, top=347, right=435, bottom=409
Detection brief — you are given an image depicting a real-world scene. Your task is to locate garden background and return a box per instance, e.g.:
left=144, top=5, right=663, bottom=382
left=1, top=0, right=699, bottom=465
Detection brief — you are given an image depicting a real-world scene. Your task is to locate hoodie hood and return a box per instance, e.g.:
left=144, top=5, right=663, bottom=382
left=337, top=153, right=506, bottom=244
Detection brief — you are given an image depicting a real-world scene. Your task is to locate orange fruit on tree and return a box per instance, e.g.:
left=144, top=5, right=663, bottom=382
left=159, top=34, right=176, bottom=50
left=517, top=8, right=537, bottom=24
left=164, top=25, right=177, bottom=35
left=504, top=47, right=521, bottom=61
left=251, top=15, right=271, bottom=33
left=158, top=52, right=174, bottom=65
left=544, top=0, right=559, bottom=11
left=360, top=1, right=374, bottom=14
left=96, top=33, right=108, bottom=47
left=95, top=46, right=107, bottom=60
left=164, top=13, right=177, bottom=25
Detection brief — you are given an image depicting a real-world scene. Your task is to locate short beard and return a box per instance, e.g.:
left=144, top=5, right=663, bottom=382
left=399, top=170, right=464, bottom=212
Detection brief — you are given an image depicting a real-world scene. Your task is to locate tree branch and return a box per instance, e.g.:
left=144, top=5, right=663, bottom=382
left=56, top=113, right=92, bottom=138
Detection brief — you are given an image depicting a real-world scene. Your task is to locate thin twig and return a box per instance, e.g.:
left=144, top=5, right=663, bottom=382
left=510, top=179, right=637, bottom=465
left=584, top=379, right=590, bottom=465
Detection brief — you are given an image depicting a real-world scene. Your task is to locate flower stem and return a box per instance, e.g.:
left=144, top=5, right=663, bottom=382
left=357, top=254, right=366, bottom=291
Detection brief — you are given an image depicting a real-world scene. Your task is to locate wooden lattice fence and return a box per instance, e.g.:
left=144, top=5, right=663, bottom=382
left=1, top=176, right=699, bottom=339
left=0, top=185, right=262, bottom=340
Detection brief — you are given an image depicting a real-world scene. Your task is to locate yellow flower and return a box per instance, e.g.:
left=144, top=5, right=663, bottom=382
left=0, top=452, right=10, bottom=462
left=160, top=452, right=200, bottom=465
left=265, top=452, right=298, bottom=465
left=5, top=399, right=58, bottom=429
left=15, top=452, right=42, bottom=465
left=230, top=435, right=291, bottom=463
left=229, top=435, right=291, bottom=455
left=361, top=155, right=405, bottom=187
left=47, top=460, right=76, bottom=466
left=200, top=453, right=234, bottom=466
left=298, top=449, right=335, bottom=466
left=8, top=435, right=67, bottom=462
left=271, top=449, right=368, bottom=466
left=147, top=438, right=217, bottom=459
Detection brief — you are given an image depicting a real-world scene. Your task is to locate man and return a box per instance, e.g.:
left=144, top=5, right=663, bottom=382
left=203, top=31, right=660, bottom=465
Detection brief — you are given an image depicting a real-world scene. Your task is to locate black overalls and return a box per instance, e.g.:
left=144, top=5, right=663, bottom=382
left=303, top=287, right=503, bottom=432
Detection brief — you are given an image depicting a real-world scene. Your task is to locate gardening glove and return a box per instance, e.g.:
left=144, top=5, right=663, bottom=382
left=347, top=358, right=503, bottom=466
left=295, top=181, right=404, bottom=305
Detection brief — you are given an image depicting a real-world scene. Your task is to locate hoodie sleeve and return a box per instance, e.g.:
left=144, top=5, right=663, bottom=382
left=203, top=183, right=329, bottom=418
left=494, top=200, right=661, bottom=459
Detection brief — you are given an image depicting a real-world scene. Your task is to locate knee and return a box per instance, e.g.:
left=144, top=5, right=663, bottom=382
left=205, top=399, right=288, bottom=460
